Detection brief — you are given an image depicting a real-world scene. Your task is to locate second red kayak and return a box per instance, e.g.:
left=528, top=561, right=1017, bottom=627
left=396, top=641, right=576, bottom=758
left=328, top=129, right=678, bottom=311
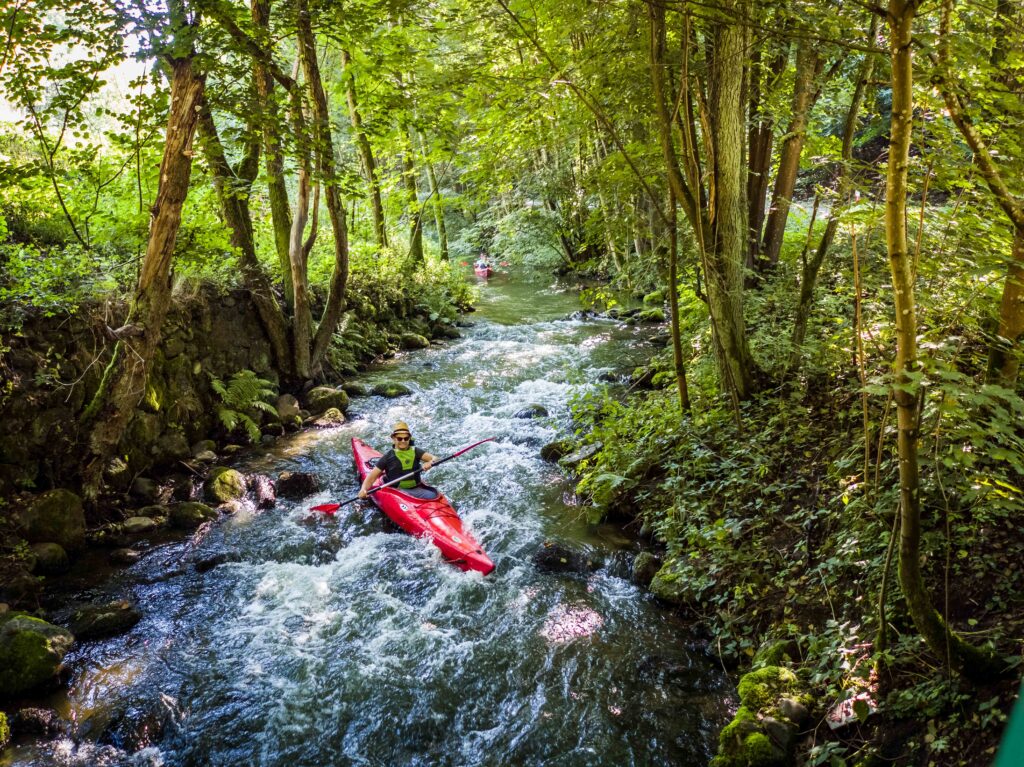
left=352, top=437, right=495, bottom=575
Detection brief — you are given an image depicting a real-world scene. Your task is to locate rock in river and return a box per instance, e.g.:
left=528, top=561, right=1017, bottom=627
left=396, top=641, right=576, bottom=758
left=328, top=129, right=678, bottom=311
left=16, top=489, right=86, bottom=552
left=67, top=600, right=142, bottom=640
left=0, top=612, right=74, bottom=696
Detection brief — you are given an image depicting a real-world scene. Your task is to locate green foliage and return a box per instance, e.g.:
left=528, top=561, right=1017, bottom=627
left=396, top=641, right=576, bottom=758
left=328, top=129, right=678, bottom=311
left=209, top=370, right=277, bottom=444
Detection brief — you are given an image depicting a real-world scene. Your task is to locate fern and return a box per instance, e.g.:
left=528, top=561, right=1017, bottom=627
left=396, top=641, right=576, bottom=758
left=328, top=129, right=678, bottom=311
left=209, top=370, right=278, bottom=443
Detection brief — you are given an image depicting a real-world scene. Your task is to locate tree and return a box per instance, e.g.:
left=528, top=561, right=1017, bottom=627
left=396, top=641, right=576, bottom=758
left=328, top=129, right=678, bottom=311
left=884, top=0, right=1002, bottom=681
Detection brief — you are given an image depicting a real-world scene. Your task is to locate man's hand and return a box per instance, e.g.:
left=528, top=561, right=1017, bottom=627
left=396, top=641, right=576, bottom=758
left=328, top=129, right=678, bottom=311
left=422, top=461, right=433, bottom=471
left=358, top=488, right=368, bottom=499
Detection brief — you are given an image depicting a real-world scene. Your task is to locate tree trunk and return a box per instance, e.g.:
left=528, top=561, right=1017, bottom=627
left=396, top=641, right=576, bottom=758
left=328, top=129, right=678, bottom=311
left=402, top=140, right=424, bottom=265
left=788, top=15, right=878, bottom=372
left=987, top=230, right=1024, bottom=386
left=668, top=192, right=692, bottom=414
left=82, top=52, right=204, bottom=499
left=419, top=130, right=449, bottom=261
left=747, top=39, right=789, bottom=268
left=251, top=0, right=293, bottom=305
left=706, top=5, right=756, bottom=399
left=295, top=0, right=349, bottom=371
left=886, top=0, right=1003, bottom=682
left=758, top=41, right=821, bottom=275
left=342, top=48, right=388, bottom=251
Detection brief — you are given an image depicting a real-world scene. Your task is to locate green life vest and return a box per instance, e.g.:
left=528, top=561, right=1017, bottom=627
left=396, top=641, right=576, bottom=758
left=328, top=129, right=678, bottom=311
left=393, top=447, right=420, bottom=489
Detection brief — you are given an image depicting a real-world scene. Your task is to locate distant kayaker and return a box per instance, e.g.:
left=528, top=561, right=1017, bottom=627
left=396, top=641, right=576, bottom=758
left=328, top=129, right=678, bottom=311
left=358, top=421, right=439, bottom=500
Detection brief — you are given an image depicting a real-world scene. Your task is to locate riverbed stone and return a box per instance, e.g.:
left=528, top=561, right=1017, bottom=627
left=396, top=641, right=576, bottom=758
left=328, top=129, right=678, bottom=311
left=648, top=558, right=699, bottom=608
left=14, top=707, right=68, bottom=737
left=540, top=439, right=573, bottom=461
left=122, top=516, right=161, bottom=535
left=276, top=393, right=300, bottom=420
left=191, top=440, right=216, bottom=458
left=312, top=407, right=346, bottom=428
left=532, top=541, right=598, bottom=574
left=558, top=442, right=603, bottom=472
left=169, top=502, right=217, bottom=530
left=277, top=471, right=319, bottom=499
left=205, top=467, right=246, bottom=503
left=29, top=543, right=70, bottom=575
left=17, top=489, right=86, bottom=552
left=341, top=382, right=370, bottom=397
left=109, top=548, right=141, bottom=566
left=514, top=404, right=548, bottom=419
left=130, top=477, right=160, bottom=503
left=372, top=382, right=412, bottom=398
left=67, top=600, right=141, bottom=640
left=632, top=551, right=663, bottom=588
left=0, top=612, right=74, bottom=696
left=305, top=386, right=350, bottom=415
left=250, top=474, right=276, bottom=509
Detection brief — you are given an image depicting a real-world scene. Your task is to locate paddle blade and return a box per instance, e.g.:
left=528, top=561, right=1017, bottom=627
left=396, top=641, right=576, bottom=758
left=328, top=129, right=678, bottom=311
left=311, top=503, right=342, bottom=514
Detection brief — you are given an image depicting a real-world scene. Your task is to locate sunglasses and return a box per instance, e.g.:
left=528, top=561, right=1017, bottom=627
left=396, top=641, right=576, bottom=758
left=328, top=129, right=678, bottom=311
left=393, top=435, right=411, bottom=442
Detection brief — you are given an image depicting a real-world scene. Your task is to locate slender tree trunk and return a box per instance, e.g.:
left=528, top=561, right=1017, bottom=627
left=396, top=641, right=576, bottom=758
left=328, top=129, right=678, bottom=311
left=987, top=230, right=1024, bottom=385
left=402, top=137, right=424, bottom=265
left=82, top=51, right=204, bottom=499
left=419, top=130, right=449, bottom=261
left=788, top=15, right=878, bottom=372
left=251, top=0, right=293, bottom=305
left=341, top=48, right=387, bottom=250
left=758, top=41, right=822, bottom=275
left=295, top=0, right=349, bottom=370
left=886, top=0, right=1002, bottom=681
left=747, top=38, right=789, bottom=268
left=668, top=192, right=691, bottom=414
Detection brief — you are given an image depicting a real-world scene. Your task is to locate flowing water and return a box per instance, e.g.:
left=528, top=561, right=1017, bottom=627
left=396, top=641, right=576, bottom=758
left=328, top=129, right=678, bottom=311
left=4, top=274, right=732, bottom=767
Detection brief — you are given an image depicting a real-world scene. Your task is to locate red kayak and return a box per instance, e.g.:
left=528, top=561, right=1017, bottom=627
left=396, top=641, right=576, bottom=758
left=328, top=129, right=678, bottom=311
left=352, top=437, right=494, bottom=575
left=474, top=265, right=493, bottom=278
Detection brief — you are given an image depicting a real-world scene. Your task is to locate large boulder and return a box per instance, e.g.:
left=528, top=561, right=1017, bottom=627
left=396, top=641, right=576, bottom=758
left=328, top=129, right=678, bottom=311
left=305, top=386, right=350, bottom=415
left=276, top=394, right=300, bottom=421
left=514, top=404, right=549, bottom=419
left=17, top=489, right=86, bottom=552
left=0, top=612, right=74, bottom=697
left=205, top=467, right=247, bottom=504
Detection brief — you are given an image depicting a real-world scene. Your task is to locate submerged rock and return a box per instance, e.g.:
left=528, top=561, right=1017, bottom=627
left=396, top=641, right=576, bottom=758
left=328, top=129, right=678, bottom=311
left=67, top=600, right=141, bottom=640
left=514, top=404, right=548, bottom=419
left=17, top=489, right=86, bottom=552
left=195, top=550, right=240, bottom=573
left=277, top=471, right=320, bottom=499
left=109, top=548, right=141, bottom=566
left=14, top=706, right=68, bottom=737
left=0, top=612, right=74, bottom=696
left=250, top=474, right=277, bottom=509
left=532, top=541, right=600, bottom=574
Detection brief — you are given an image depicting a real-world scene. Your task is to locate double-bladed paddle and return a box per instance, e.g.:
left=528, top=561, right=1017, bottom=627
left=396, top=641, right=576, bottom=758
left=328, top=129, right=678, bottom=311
left=310, top=437, right=495, bottom=515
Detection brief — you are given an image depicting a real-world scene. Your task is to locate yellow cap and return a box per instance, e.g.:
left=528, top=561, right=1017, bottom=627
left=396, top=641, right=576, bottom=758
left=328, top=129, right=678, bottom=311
left=390, top=421, right=411, bottom=437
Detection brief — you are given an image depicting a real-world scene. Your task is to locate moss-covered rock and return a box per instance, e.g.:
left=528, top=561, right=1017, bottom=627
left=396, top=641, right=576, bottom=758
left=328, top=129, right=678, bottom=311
left=713, top=666, right=808, bottom=767
left=29, top=543, right=70, bottom=575
left=372, top=382, right=413, bottom=398
left=305, top=386, right=350, bottom=415
left=642, top=289, right=666, bottom=306
left=17, top=489, right=86, bottom=552
left=540, top=439, right=574, bottom=462
left=399, top=332, right=431, bottom=350
left=0, top=612, right=74, bottom=697
left=632, top=551, right=663, bottom=588
left=205, top=467, right=246, bottom=503
left=169, top=501, right=217, bottom=530
left=634, top=308, right=666, bottom=324
left=648, top=558, right=699, bottom=607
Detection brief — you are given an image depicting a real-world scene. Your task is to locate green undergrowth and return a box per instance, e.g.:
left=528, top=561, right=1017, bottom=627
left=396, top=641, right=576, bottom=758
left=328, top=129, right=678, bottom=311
left=569, top=378, right=1024, bottom=765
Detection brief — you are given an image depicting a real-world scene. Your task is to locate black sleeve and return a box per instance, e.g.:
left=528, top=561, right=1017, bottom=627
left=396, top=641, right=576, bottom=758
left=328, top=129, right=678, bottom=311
left=378, top=450, right=399, bottom=477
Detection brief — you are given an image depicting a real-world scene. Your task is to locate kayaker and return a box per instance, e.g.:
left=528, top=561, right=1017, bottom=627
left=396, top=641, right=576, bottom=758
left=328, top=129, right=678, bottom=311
left=358, top=421, right=440, bottom=500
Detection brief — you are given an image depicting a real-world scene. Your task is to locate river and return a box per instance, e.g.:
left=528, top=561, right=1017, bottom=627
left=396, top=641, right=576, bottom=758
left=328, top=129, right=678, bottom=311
left=4, top=273, right=732, bottom=767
